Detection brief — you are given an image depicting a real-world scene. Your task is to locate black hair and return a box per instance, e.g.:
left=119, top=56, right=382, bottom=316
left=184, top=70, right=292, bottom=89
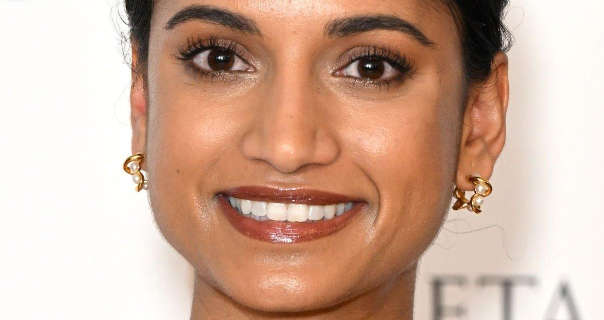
left=124, top=0, right=153, bottom=74
left=123, top=0, right=511, bottom=83
left=443, top=0, right=513, bottom=82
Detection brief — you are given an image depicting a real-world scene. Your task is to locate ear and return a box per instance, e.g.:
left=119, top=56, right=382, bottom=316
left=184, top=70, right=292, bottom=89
left=130, top=45, right=148, bottom=163
left=455, top=52, right=509, bottom=190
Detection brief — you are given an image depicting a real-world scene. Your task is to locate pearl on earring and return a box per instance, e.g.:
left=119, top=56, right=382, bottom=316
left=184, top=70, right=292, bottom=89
left=123, top=153, right=148, bottom=192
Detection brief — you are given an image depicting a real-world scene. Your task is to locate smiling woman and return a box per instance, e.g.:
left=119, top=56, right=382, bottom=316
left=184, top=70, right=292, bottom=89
left=121, top=0, right=511, bottom=319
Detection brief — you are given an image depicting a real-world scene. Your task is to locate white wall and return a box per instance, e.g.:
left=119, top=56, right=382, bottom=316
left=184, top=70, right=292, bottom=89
left=416, top=1, right=603, bottom=319
left=0, top=1, right=600, bottom=319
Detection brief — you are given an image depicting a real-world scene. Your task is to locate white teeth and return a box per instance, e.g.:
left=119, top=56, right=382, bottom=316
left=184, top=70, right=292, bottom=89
left=251, top=201, right=267, bottom=217
left=308, top=205, right=324, bottom=221
left=240, top=199, right=252, bottom=215
left=227, top=196, right=355, bottom=222
left=323, top=205, right=336, bottom=220
left=250, top=214, right=268, bottom=221
left=344, top=202, right=353, bottom=211
left=267, top=202, right=287, bottom=221
left=287, top=204, right=309, bottom=222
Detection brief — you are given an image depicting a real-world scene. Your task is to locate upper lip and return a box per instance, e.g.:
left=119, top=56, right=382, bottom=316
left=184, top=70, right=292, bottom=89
left=219, top=186, right=365, bottom=205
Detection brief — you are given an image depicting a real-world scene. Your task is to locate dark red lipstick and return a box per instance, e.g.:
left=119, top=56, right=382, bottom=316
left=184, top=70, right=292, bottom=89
left=217, top=186, right=366, bottom=243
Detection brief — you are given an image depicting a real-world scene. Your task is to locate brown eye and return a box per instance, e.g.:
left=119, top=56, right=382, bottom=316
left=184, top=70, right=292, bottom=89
left=207, top=48, right=235, bottom=71
left=192, top=47, right=252, bottom=73
left=337, top=56, right=402, bottom=81
left=357, top=57, right=385, bottom=80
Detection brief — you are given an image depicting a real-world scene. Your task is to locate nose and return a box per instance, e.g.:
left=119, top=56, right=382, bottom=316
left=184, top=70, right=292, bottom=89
left=241, top=69, right=339, bottom=174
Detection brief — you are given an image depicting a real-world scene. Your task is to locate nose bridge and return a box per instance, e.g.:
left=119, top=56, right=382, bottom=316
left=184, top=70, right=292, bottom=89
left=268, top=63, right=313, bottom=133
left=269, top=41, right=315, bottom=114
left=262, top=63, right=318, bottom=169
left=242, top=56, right=338, bottom=174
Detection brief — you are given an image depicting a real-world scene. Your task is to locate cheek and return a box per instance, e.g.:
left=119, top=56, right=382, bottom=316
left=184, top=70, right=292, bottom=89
left=143, top=66, right=245, bottom=262
left=347, top=93, right=460, bottom=200
left=342, top=86, right=462, bottom=272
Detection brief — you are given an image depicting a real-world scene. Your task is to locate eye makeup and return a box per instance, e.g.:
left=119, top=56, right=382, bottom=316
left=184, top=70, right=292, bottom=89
left=332, top=45, right=416, bottom=89
left=174, top=35, right=416, bottom=89
left=175, top=36, right=255, bottom=81
left=176, top=36, right=252, bottom=63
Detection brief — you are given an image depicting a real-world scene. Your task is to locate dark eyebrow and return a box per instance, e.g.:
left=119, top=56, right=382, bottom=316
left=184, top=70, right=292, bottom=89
left=325, top=15, right=435, bottom=48
left=164, top=5, right=262, bottom=36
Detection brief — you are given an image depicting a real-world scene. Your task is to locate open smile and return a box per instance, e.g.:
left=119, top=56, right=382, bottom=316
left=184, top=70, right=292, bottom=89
left=217, top=186, right=366, bottom=243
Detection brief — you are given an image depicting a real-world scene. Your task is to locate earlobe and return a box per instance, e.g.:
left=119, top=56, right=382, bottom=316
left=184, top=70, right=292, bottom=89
left=455, top=52, right=509, bottom=190
left=129, top=47, right=148, bottom=159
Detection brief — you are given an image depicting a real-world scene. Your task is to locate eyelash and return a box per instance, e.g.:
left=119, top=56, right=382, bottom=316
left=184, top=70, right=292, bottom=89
left=335, top=46, right=415, bottom=89
left=176, top=36, right=252, bottom=80
left=178, top=37, right=237, bottom=60
left=176, top=37, right=415, bottom=88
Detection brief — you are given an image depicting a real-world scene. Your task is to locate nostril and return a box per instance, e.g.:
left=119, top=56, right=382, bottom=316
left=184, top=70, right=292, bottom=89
left=241, top=130, right=320, bottom=174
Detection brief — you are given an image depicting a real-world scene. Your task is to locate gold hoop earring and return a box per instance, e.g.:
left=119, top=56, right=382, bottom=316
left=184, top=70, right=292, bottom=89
left=452, top=176, right=492, bottom=214
left=123, top=153, right=148, bottom=192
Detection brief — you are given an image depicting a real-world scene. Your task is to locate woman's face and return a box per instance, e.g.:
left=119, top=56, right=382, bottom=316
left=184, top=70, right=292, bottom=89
left=131, top=0, right=480, bottom=312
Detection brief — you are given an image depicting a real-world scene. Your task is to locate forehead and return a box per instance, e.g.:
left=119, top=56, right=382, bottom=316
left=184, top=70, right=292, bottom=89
left=151, top=0, right=458, bottom=47
left=153, top=0, right=443, bottom=15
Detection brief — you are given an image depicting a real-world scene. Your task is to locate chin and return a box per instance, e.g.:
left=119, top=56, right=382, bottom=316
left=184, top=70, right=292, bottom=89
left=219, top=271, right=355, bottom=313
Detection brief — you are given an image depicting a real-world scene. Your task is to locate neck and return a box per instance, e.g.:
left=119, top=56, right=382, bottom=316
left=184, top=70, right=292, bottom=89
left=190, top=264, right=417, bottom=320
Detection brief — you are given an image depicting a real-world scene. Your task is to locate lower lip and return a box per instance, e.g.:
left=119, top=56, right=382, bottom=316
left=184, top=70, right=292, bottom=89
left=217, top=195, right=364, bottom=243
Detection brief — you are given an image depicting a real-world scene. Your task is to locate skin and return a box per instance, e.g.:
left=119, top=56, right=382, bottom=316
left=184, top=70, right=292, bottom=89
left=129, top=0, right=509, bottom=318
